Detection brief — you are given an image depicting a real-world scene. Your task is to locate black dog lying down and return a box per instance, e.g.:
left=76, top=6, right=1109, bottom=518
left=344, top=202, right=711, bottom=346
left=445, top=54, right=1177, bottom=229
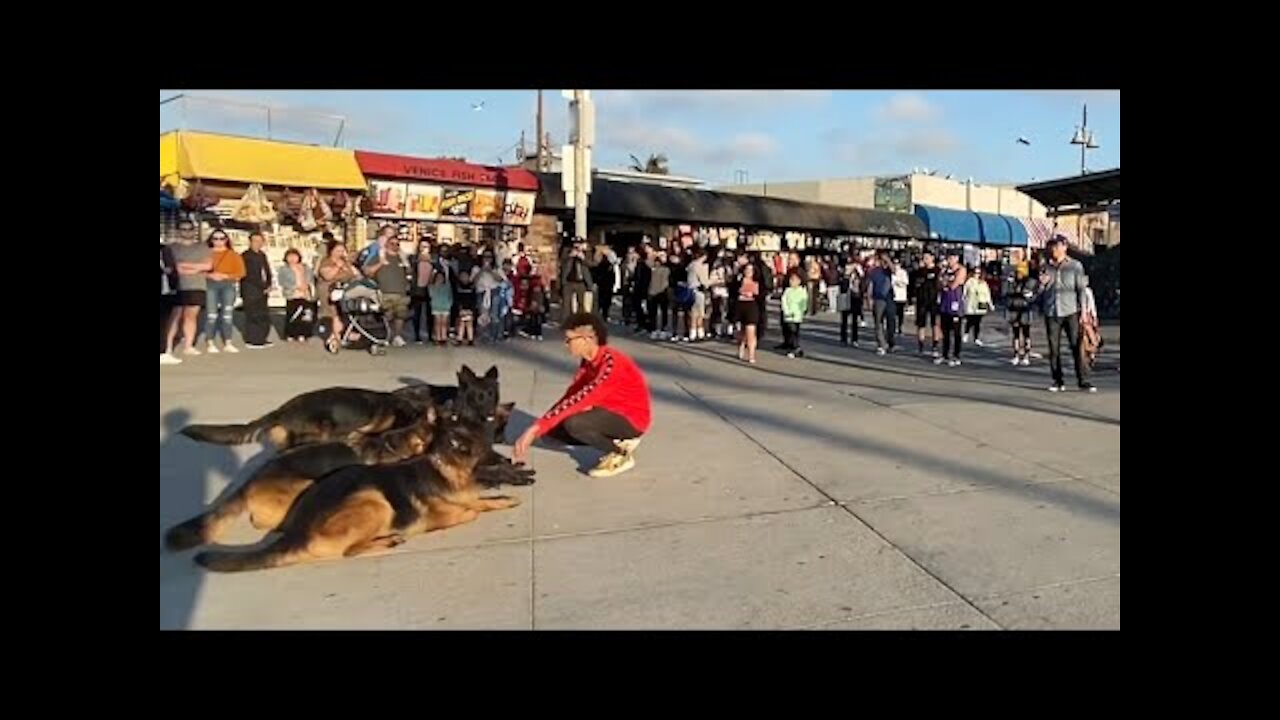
left=180, top=365, right=506, bottom=449
left=165, top=406, right=534, bottom=551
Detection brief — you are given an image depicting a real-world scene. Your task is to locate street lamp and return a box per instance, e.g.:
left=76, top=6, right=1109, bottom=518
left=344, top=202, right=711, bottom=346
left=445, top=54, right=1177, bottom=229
left=1070, top=103, right=1100, bottom=175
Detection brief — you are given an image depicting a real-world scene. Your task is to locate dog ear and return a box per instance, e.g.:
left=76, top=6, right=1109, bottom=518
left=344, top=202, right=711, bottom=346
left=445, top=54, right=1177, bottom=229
left=484, top=365, right=500, bottom=381
left=458, top=365, right=477, bottom=384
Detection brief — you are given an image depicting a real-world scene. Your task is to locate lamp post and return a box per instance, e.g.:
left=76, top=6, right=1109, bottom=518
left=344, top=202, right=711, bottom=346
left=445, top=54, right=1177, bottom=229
left=1070, top=103, right=1100, bottom=175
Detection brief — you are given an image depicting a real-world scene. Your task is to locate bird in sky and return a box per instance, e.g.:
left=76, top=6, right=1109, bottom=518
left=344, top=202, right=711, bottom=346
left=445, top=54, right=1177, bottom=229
left=471, top=100, right=486, bottom=112
left=1016, top=136, right=1031, bottom=146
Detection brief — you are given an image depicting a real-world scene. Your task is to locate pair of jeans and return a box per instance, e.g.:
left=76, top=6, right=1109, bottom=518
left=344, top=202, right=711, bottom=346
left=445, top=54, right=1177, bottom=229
left=647, top=293, right=668, bottom=332
left=940, top=314, right=962, bottom=360
left=562, top=281, right=588, bottom=320
left=543, top=408, right=642, bottom=454
left=1045, top=313, right=1090, bottom=387
left=204, top=280, right=238, bottom=344
left=873, top=299, right=896, bottom=349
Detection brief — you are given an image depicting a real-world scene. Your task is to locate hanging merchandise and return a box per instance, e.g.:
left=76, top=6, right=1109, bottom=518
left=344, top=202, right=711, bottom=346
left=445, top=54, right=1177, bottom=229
left=278, top=188, right=300, bottom=225
left=330, top=191, right=349, bottom=216
left=231, top=183, right=277, bottom=225
left=181, top=181, right=219, bottom=212
left=299, top=188, right=334, bottom=231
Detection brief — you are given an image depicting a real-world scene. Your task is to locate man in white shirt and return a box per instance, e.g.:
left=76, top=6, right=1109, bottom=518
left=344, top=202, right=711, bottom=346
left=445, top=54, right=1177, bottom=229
left=686, top=247, right=711, bottom=341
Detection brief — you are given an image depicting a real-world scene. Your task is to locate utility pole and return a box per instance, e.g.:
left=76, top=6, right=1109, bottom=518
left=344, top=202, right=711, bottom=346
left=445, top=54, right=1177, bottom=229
left=573, top=90, right=588, bottom=239
left=536, top=90, right=545, bottom=171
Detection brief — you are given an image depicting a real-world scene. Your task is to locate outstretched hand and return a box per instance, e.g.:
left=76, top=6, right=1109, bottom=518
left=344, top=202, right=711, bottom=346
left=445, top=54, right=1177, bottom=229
left=513, top=425, right=539, bottom=463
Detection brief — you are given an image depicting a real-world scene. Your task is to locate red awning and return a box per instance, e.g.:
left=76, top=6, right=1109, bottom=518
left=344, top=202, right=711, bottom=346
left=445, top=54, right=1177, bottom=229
left=354, top=151, right=539, bottom=191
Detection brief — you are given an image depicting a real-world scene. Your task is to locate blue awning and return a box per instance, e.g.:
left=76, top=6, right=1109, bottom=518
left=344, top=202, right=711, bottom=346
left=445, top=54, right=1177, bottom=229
left=1007, top=217, right=1029, bottom=246
left=914, top=205, right=981, bottom=243
left=976, top=212, right=1013, bottom=246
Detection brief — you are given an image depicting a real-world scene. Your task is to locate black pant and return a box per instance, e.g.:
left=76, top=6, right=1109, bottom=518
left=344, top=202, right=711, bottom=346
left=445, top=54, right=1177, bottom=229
left=622, top=289, right=635, bottom=324
left=940, top=314, right=962, bottom=360
left=756, top=297, right=769, bottom=334
left=630, top=293, right=647, bottom=329
left=410, top=293, right=431, bottom=341
left=964, top=315, right=984, bottom=341
left=161, top=295, right=176, bottom=353
left=782, top=321, right=802, bottom=351
left=895, top=302, right=906, bottom=334
left=806, top=281, right=821, bottom=316
left=597, top=285, right=614, bottom=321
left=525, top=311, right=545, bottom=338
left=840, top=308, right=860, bottom=344
left=241, top=286, right=272, bottom=345
left=873, top=299, right=896, bottom=349
left=647, top=293, right=668, bottom=332
left=710, top=295, right=725, bottom=331
left=285, top=299, right=317, bottom=340
left=543, top=408, right=642, bottom=454
left=1045, top=313, right=1090, bottom=387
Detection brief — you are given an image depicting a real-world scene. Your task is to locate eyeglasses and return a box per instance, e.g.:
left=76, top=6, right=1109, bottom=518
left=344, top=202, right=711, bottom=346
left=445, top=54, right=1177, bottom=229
left=564, top=334, right=589, bottom=346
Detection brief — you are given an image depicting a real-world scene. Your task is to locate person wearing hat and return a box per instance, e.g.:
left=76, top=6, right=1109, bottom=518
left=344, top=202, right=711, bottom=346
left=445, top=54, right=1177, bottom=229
left=1039, top=236, right=1095, bottom=393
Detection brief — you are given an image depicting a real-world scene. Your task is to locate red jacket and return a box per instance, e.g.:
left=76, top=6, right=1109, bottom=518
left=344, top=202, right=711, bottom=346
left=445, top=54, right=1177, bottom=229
left=533, top=346, right=651, bottom=436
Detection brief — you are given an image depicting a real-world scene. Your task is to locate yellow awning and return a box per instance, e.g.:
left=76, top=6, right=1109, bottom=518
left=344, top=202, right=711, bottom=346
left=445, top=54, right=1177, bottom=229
left=159, top=131, right=366, bottom=190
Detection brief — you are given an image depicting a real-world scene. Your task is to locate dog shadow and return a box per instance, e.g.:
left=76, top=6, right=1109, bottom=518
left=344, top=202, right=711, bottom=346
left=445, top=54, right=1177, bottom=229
left=159, top=408, right=275, bottom=630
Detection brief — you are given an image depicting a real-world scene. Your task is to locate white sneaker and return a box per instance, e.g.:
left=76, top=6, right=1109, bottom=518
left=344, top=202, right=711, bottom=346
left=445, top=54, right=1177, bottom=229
left=1049, top=384, right=1065, bottom=393
left=614, top=437, right=642, bottom=456
left=1030, top=352, right=1043, bottom=360
left=786, top=351, right=796, bottom=359
left=934, top=357, right=945, bottom=365
left=392, top=336, right=407, bottom=348
left=975, top=339, right=985, bottom=347
left=858, top=319, right=866, bottom=328
left=877, top=348, right=887, bottom=356
left=932, top=350, right=942, bottom=359
left=950, top=359, right=961, bottom=367
left=1010, top=356, right=1022, bottom=366
left=205, top=342, right=220, bottom=354
left=160, top=353, right=182, bottom=365
left=1020, top=357, right=1031, bottom=366
left=961, top=336, right=968, bottom=344
left=221, top=343, right=239, bottom=354
left=184, top=346, right=202, bottom=356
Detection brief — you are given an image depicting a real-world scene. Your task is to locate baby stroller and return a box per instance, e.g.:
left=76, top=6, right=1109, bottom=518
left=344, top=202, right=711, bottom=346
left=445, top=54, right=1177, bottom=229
left=321, top=280, right=391, bottom=355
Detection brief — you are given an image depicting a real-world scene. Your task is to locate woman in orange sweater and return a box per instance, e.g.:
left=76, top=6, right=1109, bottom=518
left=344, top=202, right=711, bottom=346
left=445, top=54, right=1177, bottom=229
left=204, top=230, right=247, bottom=353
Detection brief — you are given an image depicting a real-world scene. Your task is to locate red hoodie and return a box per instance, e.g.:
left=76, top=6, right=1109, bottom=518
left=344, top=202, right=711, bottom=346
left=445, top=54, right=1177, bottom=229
left=533, top=345, right=651, bottom=436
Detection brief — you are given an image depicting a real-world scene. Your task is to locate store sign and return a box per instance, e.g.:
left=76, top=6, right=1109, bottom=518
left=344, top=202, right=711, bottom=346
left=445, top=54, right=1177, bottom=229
left=470, top=189, right=504, bottom=224
left=440, top=188, right=475, bottom=219
left=404, top=184, right=443, bottom=220
left=503, top=191, right=536, bottom=226
left=874, top=176, right=912, bottom=214
left=370, top=180, right=407, bottom=217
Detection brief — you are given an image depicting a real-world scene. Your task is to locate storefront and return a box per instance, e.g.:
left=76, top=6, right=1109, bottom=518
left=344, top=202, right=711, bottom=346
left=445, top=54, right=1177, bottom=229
left=159, top=131, right=369, bottom=306
left=352, top=151, right=540, bottom=258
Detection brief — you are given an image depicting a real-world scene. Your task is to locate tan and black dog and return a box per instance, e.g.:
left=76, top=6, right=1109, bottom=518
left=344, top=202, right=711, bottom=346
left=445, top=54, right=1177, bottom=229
left=164, top=405, right=533, bottom=551
left=194, top=416, right=523, bottom=573
left=180, top=365, right=505, bottom=449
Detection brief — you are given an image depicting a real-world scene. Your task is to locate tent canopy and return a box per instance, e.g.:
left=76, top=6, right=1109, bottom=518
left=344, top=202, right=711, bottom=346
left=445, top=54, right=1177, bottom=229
left=159, top=131, right=366, bottom=190
left=1017, top=168, right=1120, bottom=211
left=914, top=205, right=981, bottom=243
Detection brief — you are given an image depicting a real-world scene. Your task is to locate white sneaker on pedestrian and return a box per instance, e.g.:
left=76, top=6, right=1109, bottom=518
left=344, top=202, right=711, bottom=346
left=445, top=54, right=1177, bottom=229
left=392, top=336, right=407, bottom=348
left=160, top=353, right=182, bottom=365
left=975, top=339, right=985, bottom=347
left=961, top=336, right=968, bottom=344
left=877, top=348, right=887, bottom=356
left=1010, top=356, right=1022, bottom=366
left=932, top=350, right=942, bottom=359
left=184, top=346, right=202, bottom=356
left=786, top=351, right=796, bottom=358
left=950, top=359, right=961, bottom=367
left=1030, top=352, right=1043, bottom=359
left=1049, top=384, right=1065, bottom=393
left=205, top=342, right=220, bottom=354
left=221, top=343, right=239, bottom=354
left=934, top=357, right=945, bottom=365
left=1021, top=357, right=1031, bottom=366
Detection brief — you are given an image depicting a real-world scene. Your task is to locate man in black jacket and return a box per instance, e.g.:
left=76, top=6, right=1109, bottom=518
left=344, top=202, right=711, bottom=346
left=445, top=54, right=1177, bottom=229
left=240, top=232, right=274, bottom=349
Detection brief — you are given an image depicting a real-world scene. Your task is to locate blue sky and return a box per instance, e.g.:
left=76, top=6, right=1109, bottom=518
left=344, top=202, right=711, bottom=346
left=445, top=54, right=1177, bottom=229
left=159, top=90, right=1119, bottom=186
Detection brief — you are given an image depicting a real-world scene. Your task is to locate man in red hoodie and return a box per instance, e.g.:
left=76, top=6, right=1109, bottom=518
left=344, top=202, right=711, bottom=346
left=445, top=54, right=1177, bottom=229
left=513, top=311, right=651, bottom=478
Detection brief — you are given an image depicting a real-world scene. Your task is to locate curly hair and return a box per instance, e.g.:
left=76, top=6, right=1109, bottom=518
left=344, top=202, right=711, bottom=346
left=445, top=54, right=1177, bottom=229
left=563, top=311, right=609, bottom=346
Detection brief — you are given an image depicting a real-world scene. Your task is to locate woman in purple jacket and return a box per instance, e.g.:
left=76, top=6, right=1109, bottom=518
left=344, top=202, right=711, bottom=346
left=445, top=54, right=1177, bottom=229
left=936, top=264, right=968, bottom=367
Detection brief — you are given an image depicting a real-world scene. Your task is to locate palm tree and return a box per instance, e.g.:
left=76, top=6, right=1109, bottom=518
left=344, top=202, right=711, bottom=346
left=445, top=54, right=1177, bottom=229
left=628, top=153, right=670, bottom=175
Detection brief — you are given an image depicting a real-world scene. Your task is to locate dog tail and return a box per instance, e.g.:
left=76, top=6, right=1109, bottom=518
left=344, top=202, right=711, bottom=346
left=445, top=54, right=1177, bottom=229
left=194, top=539, right=301, bottom=574
left=180, top=411, right=281, bottom=446
left=164, top=488, right=250, bottom=552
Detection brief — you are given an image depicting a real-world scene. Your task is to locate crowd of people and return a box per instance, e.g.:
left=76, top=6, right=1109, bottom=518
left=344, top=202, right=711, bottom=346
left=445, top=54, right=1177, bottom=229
left=161, top=220, right=1100, bottom=393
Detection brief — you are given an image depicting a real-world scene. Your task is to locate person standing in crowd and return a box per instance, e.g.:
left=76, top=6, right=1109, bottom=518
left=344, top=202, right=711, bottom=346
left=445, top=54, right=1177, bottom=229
left=867, top=253, right=897, bottom=356
left=167, top=221, right=212, bottom=357
left=686, top=247, right=710, bottom=342
left=936, top=260, right=967, bottom=367
left=524, top=269, right=548, bottom=340
left=498, top=258, right=516, bottom=340
left=317, top=239, right=359, bottom=353
left=963, top=265, right=993, bottom=346
left=410, top=240, right=435, bottom=344
left=279, top=249, right=316, bottom=343
left=592, top=245, right=620, bottom=323
left=203, top=230, right=246, bottom=354
left=708, top=250, right=730, bottom=339
left=749, top=252, right=774, bottom=337
left=736, top=262, right=762, bottom=364
left=1003, top=251, right=1036, bottom=365
left=513, top=312, right=651, bottom=478
left=560, top=241, right=593, bottom=321
left=620, top=246, right=639, bottom=328
left=427, top=271, right=453, bottom=347
left=912, top=252, right=942, bottom=357
left=453, top=248, right=477, bottom=346
left=646, top=251, right=670, bottom=340
left=1039, top=237, right=1095, bottom=393
left=630, top=247, right=652, bottom=335
left=361, top=234, right=412, bottom=347
left=474, top=254, right=504, bottom=344
left=822, top=256, right=839, bottom=314
left=838, top=250, right=864, bottom=347
left=804, top=255, right=822, bottom=317
left=780, top=271, right=808, bottom=358
left=240, top=232, right=274, bottom=349
left=160, top=241, right=183, bottom=365
left=892, top=257, right=909, bottom=335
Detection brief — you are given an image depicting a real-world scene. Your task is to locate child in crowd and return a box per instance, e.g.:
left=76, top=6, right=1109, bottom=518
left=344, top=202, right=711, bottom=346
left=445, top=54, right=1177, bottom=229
left=780, top=271, right=809, bottom=358
left=427, top=272, right=453, bottom=348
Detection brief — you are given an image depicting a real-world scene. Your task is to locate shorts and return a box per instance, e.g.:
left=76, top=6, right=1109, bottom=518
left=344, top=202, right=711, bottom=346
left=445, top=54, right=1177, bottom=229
left=690, top=290, right=707, bottom=319
left=381, top=293, right=410, bottom=320
left=914, top=304, right=938, bottom=328
left=177, top=290, right=206, bottom=307
left=736, top=299, right=761, bottom=326
left=432, top=311, right=451, bottom=320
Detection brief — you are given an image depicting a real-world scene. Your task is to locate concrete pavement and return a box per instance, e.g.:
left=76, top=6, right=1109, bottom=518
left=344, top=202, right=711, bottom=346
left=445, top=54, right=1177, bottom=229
left=159, top=309, right=1119, bottom=630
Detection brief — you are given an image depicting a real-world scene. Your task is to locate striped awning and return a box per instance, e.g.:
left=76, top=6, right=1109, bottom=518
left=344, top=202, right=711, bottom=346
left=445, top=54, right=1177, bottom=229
left=1021, top=217, right=1055, bottom=249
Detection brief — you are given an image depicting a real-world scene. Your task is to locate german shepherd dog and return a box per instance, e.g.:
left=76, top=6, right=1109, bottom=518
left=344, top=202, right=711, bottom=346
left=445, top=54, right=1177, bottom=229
left=164, top=405, right=534, bottom=551
left=179, top=365, right=506, bottom=449
left=194, top=416, right=522, bottom=573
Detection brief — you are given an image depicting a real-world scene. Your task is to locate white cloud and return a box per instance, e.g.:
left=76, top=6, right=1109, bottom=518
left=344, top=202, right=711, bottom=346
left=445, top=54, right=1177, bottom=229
left=597, top=90, right=830, bottom=114
left=875, top=92, right=940, bottom=123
